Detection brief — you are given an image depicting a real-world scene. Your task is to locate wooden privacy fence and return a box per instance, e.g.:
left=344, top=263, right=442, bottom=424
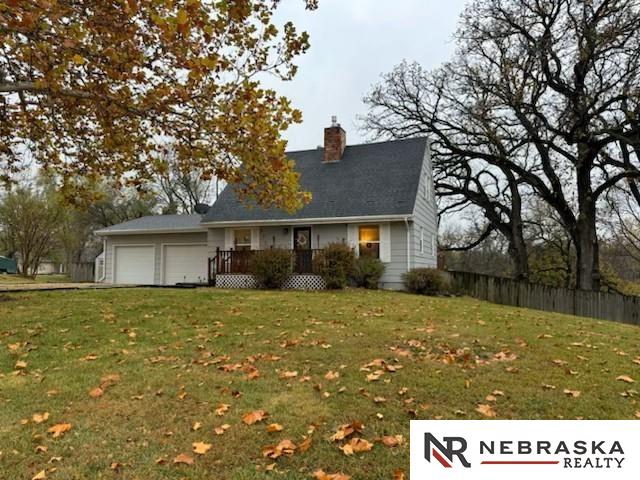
left=447, top=270, right=640, bottom=326
left=68, top=262, right=95, bottom=282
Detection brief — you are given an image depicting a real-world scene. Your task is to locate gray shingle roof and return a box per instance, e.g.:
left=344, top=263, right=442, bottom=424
left=202, top=138, right=427, bottom=223
left=95, top=214, right=203, bottom=235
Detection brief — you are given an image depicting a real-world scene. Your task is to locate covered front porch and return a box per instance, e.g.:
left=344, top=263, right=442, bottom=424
left=208, top=248, right=327, bottom=290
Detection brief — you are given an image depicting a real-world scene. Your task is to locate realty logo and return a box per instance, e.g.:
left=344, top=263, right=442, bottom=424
left=410, top=421, right=640, bottom=479
left=424, top=433, right=471, bottom=468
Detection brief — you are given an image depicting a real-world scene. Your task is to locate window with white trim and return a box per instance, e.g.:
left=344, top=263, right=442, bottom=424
left=419, top=226, right=424, bottom=253
left=423, top=173, right=431, bottom=199
left=233, top=229, right=252, bottom=251
left=359, top=225, right=380, bottom=258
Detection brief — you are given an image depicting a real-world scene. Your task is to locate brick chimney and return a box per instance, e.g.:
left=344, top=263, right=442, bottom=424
left=323, top=116, right=346, bottom=162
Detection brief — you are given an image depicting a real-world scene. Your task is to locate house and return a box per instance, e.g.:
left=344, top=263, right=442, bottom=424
left=0, top=255, right=17, bottom=274
left=95, top=120, right=437, bottom=289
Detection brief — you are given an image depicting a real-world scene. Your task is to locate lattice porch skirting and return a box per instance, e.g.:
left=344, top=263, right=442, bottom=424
left=215, top=274, right=326, bottom=290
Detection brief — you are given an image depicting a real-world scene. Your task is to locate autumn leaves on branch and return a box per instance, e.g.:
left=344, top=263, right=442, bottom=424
left=1, top=0, right=318, bottom=210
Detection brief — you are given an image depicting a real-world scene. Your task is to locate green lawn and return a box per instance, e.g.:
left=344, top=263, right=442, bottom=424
left=0, top=274, right=70, bottom=285
left=1, top=288, right=639, bottom=479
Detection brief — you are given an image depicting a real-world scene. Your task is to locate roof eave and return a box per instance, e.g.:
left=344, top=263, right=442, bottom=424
left=200, top=214, right=413, bottom=228
left=95, top=227, right=206, bottom=236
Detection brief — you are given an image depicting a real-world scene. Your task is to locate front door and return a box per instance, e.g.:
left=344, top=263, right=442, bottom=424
left=293, top=227, right=312, bottom=273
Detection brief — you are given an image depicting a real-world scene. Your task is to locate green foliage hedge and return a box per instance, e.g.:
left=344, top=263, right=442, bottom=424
left=313, top=243, right=355, bottom=289
left=353, top=256, right=385, bottom=289
left=249, top=249, right=292, bottom=289
left=403, top=268, right=447, bottom=295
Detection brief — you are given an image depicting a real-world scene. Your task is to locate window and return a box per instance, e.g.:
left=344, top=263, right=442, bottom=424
left=420, top=226, right=424, bottom=253
left=359, top=225, right=380, bottom=258
left=423, top=173, right=431, bottom=199
left=234, top=229, right=252, bottom=251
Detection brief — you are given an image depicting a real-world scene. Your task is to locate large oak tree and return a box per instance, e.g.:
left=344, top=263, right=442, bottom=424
left=1, top=0, right=316, bottom=211
left=365, top=0, right=640, bottom=290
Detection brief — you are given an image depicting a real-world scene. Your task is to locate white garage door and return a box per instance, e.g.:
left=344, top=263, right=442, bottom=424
left=163, top=244, right=208, bottom=285
left=114, top=246, right=155, bottom=284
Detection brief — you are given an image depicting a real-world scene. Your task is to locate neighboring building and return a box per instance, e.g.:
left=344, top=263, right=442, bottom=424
left=95, top=120, right=437, bottom=289
left=0, top=256, right=17, bottom=274
left=13, top=254, right=65, bottom=275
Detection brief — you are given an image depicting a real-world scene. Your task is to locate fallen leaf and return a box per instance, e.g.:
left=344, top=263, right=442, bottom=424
left=88, top=387, right=104, bottom=398
left=32, top=412, right=49, bottom=424
left=215, top=403, right=230, bottom=416
left=262, top=439, right=296, bottom=459
left=340, top=437, right=373, bottom=455
left=192, top=422, right=202, bottom=431
left=47, top=423, right=72, bottom=438
left=475, top=404, right=496, bottom=417
left=279, top=370, right=298, bottom=379
left=32, top=471, right=46, bottom=480
left=192, top=442, right=212, bottom=455
left=298, top=436, right=312, bottom=453
left=325, top=371, right=340, bottom=380
left=381, top=435, right=404, bottom=447
left=15, top=360, right=27, bottom=369
left=312, top=469, right=351, bottom=480
left=563, top=389, right=581, bottom=398
left=214, top=424, right=230, bottom=435
left=392, top=469, right=406, bottom=480
left=266, top=423, right=284, bottom=433
left=242, top=410, right=267, bottom=425
left=617, top=375, right=635, bottom=384
left=330, top=422, right=363, bottom=442
left=173, top=453, right=194, bottom=465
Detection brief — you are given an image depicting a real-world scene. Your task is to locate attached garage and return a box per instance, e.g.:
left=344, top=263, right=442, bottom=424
left=162, top=244, right=208, bottom=285
left=95, top=215, right=209, bottom=285
left=114, top=245, right=155, bottom=284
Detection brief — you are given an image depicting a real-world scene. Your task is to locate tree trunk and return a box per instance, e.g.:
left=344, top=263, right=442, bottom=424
left=574, top=162, right=600, bottom=291
left=507, top=224, right=529, bottom=281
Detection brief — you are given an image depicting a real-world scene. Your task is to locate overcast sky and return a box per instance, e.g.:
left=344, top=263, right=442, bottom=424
left=267, top=0, right=469, bottom=151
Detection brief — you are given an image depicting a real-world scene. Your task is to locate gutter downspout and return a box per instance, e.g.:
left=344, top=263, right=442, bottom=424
left=404, top=217, right=411, bottom=272
left=96, top=238, right=107, bottom=282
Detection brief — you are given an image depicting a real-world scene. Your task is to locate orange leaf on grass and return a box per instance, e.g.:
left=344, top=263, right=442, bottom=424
left=312, top=469, right=351, bottom=480
left=47, top=423, right=72, bottom=438
left=266, top=423, right=284, bottom=432
left=192, top=442, right=212, bottom=455
left=617, top=375, right=635, bottom=384
left=173, top=453, right=194, bottom=465
left=475, top=404, right=496, bottom=417
left=242, top=410, right=267, bottom=425
left=340, top=437, right=373, bottom=455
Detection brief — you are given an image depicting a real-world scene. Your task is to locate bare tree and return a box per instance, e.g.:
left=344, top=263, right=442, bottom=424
left=364, top=61, right=531, bottom=280
left=153, top=147, right=214, bottom=214
left=364, top=0, right=640, bottom=291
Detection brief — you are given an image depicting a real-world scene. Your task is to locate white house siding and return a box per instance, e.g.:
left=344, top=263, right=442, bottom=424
left=378, top=221, right=408, bottom=290
left=411, top=143, right=438, bottom=269
left=104, top=232, right=207, bottom=284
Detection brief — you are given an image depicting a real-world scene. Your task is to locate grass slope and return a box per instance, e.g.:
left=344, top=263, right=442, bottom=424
left=0, top=274, right=70, bottom=285
left=1, top=288, right=639, bottom=479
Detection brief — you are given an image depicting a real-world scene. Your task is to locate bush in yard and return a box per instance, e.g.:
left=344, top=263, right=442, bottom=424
left=313, top=243, right=355, bottom=289
left=352, top=256, right=385, bottom=289
left=249, top=249, right=292, bottom=289
left=403, top=268, right=447, bottom=295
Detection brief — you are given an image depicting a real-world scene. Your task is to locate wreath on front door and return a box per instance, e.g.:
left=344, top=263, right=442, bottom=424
left=296, top=232, right=308, bottom=247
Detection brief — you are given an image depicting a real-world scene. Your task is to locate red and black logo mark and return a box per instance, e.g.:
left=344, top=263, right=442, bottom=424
left=424, top=433, right=471, bottom=468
